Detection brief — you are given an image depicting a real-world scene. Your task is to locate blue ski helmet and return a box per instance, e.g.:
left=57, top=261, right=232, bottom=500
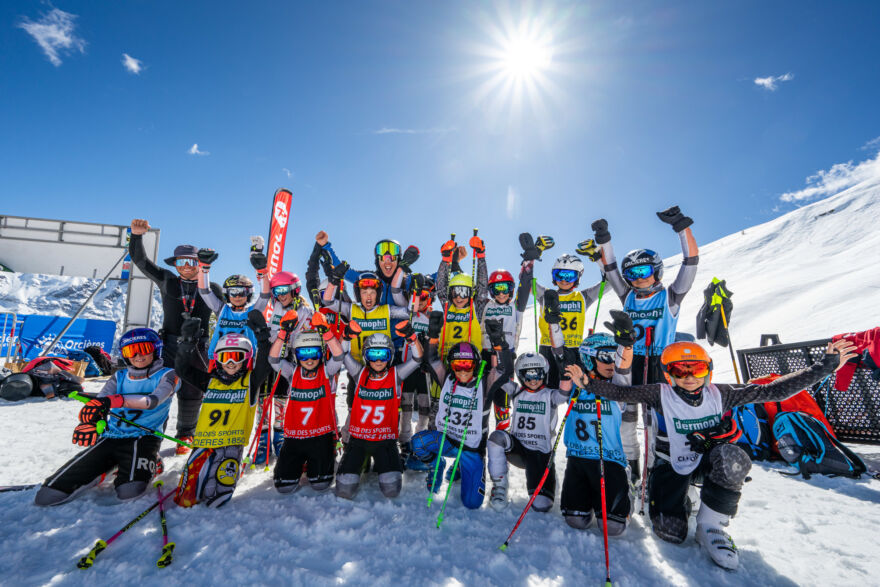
left=578, top=333, right=616, bottom=372
left=119, top=328, right=163, bottom=363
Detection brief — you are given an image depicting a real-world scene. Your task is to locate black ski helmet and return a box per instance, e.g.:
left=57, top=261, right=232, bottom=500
left=354, top=272, right=384, bottom=304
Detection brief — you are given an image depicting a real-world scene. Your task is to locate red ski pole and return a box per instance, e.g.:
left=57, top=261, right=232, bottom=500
left=596, top=398, right=612, bottom=586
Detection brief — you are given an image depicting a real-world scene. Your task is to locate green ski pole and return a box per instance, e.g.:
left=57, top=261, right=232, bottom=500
left=531, top=278, right=539, bottom=352
left=590, top=279, right=607, bottom=335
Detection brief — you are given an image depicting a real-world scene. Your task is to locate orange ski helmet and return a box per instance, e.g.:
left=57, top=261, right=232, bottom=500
left=660, top=341, right=713, bottom=384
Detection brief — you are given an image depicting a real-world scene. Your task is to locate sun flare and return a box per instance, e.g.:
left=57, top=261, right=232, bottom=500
left=499, top=30, right=554, bottom=82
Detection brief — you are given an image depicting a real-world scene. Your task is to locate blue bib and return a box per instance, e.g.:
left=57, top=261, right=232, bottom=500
left=104, top=367, right=175, bottom=438
left=208, top=305, right=259, bottom=357
left=624, top=288, right=678, bottom=356
left=563, top=388, right=626, bottom=466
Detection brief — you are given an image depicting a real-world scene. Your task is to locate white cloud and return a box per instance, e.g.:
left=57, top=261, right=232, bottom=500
left=188, top=143, right=209, bottom=156
left=282, top=168, right=293, bottom=178
left=18, top=8, right=86, bottom=67
left=780, top=150, right=880, bottom=202
left=506, top=185, right=519, bottom=219
left=373, top=127, right=457, bottom=135
left=754, top=72, right=794, bottom=91
left=861, top=136, right=880, bottom=151
left=121, top=53, right=143, bottom=74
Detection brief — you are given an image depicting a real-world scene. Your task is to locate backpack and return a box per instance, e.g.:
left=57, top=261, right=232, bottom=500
left=773, top=411, right=867, bottom=479
left=729, top=404, right=773, bottom=461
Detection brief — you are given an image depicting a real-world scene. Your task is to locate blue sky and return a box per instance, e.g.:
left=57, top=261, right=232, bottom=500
left=2, top=1, right=879, bottom=284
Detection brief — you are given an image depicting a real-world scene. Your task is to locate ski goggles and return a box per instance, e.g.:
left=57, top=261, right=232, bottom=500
left=215, top=349, right=248, bottom=365
left=357, top=277, right=381, bottom=290
left=175, top=258, right=198, bottom=268
left=272, top=284, right=294, bottom=297
left=450, top=285, right=472, bottom=299
left=489, top=282, right=513, bottom=296
left=666, top=360, right=711, bottom=379
left=519, top=368, right=545, bottom=382
left=417, top=290, right=434, bottom=303
left=594, top=350, right=616, bottom=364
left=552, top=269, right=579, bottom=283
left=622, top=264, right=655, bottom=281
left=375, top=241, right=401, bottom=258
left=364, top=347, right=393, bottom=363
left=121, top=341, right=156, bottom=359
left=450, top=358, right=478, bottom=372
left=294, top=346, right=323, bottom=361
left=226, top=286, right=250, bottom=297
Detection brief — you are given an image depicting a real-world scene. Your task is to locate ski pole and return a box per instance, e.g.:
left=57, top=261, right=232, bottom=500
left=243, top=390, right=272, bottom=470
left=531, top=278, right=539, bottom=353
left=500, top=389, right=578, bottom=551
left=590, top=279, right=607, bottom=335
left=427, top=391, right=452, bottom=508
left=596, top=398, right=613, bottom=587
left=68, top=391, right=193, bottom=449
left=76, top=491, right=173, bottom=569
left=436, top=361, right=486, bottom=528
left=719, top=304, right=741, bottom=384
left=470, top=228, right=478, bottom=290
left=639, top=326, right=653, bottom=515
left=244, top=335, right=287, bottom=470
left=154, top=481, right=175, bottom=568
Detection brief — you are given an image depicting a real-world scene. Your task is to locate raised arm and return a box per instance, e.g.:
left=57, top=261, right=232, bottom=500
left=128, top=220, right=169, bottom=285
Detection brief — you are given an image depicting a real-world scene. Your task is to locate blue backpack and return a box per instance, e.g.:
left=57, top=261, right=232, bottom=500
left=773, top=412, right=866, bottom=479
left=729, top=404, right=772, bottom=461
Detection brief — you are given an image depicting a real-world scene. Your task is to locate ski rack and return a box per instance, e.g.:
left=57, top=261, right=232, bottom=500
left=738, top=337, right=880, bottom=444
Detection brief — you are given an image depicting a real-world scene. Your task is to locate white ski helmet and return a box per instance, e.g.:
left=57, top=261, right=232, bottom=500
left=292, top=330, right=323, bottom=351
left=514, top=352, right=549, bottom=386
left=213, top=333, right=254, bottom=369
left=552, top=254, right=584, bottom=285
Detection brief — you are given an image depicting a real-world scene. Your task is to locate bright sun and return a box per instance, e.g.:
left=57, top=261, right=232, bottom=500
left=499, top=31, right=553, bottom=82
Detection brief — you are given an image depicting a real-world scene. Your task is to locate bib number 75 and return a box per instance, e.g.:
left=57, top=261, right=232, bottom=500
left=360, top=405, right=386, bottom=425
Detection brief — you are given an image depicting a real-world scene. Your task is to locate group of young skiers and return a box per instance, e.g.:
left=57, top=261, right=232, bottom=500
left=31, top=209, right=857, bottom=572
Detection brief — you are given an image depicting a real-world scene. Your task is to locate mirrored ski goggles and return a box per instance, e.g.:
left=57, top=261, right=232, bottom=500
left=594, top=350, right=616, bottom=364
left=450, top=286, right=472, bottom=299
left=551, top=269, right=579, bottom=283
left=375, top=241, right=401, bottom=258
left=175, top=258, right=198, bottom=268
left=294, top=346, right=323, bottom=361
left=226, top=286, right=250, bottom=297
left=215, top=350, right=248, bottom=365
left=357, top=278, right=381, bottom=290
left=417, top=290, right=434, bottom=303
left=519, top=368, right=545, bottom=382
left=490, top=282, right=513, bottom=296
left=364, top=347, right=393, bottom=363
left=666, top=360, right=710, bottom=379
left=272, top=284, right=294, bottom=297
left=623, top=264, right=655, bottom=281
left=450, top=359, right=478, bottom=372
left=121, top=341, right=156, bottom=358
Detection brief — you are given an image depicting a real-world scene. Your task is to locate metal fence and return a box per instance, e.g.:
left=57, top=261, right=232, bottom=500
left=738, top=338, right=880, bottom=444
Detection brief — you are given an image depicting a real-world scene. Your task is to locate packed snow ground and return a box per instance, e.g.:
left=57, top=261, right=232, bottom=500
left=2, top=179, right=880, bottom=585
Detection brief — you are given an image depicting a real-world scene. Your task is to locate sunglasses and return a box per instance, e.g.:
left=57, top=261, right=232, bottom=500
left=226, top=286, right=249, bottom=297
left=623, top=264, right=655, bottom=281
left=358, top=278, right=381, bottom=290
left=295, top=346, right=323, bottom=361
left=450, top=359, right=477, bottom=372
left=490, top=282, right=512, bottom=296
left=364, top=347, right=392, bottom=363
left=520, top=368, right=545, bottom=382
left=175, top=258, right=198, bottom=268
left=375, top=241, right=401, bottom=258
left=666, top=361, right=711, bottom=379
left=272, top=285, right=293, bottom=297
left=215, top=350, right=248, bottom=365
left=450, top=285, right=471, bottom=299
left=121, top=341, right=155, bottom=359
left=552, top=269, right=579, bottom=283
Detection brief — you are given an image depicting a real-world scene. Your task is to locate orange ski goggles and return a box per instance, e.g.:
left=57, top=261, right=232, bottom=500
left=121, top=342, right=156, bottom=358
left=666, top=361, right=711, bottom=379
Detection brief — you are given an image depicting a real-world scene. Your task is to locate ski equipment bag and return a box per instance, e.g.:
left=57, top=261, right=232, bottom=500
left=773, top=411, right=866, bottom=479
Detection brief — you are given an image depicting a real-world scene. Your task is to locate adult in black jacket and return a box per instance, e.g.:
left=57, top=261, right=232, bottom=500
left=129, top=218, right=222, bottom=448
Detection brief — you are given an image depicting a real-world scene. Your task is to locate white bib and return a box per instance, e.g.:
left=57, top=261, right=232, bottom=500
left=659, top=383, right=723, bottom=474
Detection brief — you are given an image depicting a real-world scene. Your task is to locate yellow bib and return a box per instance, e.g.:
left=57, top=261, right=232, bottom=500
left=441, top=304, right=482, bottom=359
left=194, top=373, right=256, bottom=448
left=539, top=290, right=587, bottom=347
left=350, top=304, right=392, bottom=362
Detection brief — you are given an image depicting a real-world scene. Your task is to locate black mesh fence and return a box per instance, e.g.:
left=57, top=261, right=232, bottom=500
left=737, top=338, right=880, bottom=444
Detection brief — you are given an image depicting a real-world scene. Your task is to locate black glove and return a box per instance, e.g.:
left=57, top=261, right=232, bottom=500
left=591, top=219, right=611, bottom=245
left=484, top=319, right=506, bottom=349
left=328, top=261, right=349, bottom=286
left=576, top=239, right=602, bottom=262
left=247, top=309, right=270, bottom=342
left=427, top=310, right=444, bottom=339
left=180, top=317, right=202, bottom=343
left=79, top=397, right=113, bottom=424
left=519, top=233, right=541, bottom=261
left=543, top=289, right=561, bottom=324
left=687, top=416, right=741, bottom=454
left=411, top=273, right=426, bottom=293
left=656, top=206, right=693, bottom=233
left=400, top=245, right=420, bottom=270
left=197, top=248, right=219, bottom=265
left=604, top=309, right=638, bottom=347
left=250, top=252, right=268, bottom=271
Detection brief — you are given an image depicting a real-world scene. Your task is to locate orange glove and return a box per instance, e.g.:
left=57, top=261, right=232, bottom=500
left=440, top=240, right=457, bottom=263
left=469, top=235, right=485, bottom=259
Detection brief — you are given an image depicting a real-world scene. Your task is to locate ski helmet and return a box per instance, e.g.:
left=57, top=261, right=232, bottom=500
left=416, top=275, right=436, bottom=303
left=448, top=272, right=473, bottom=299
left=119, top=328, right=163, bottom=364
left=292, top=331, right=325, bottom=364
left=362, top=333, right=394, bottom=366
left=514, top=352, right=549, bottom=386
left=0, top=373, right=34, bottom=401
left=552, top=254, right=584, bottom=285
left=213, top=333, right=254, bottom=370
left=354, top=272, right=384, bottom=304
left=445, top=341, right=479, bottom=366
left=223, top=274, right=254, bottom=304
left=488, top=269, right=515, bottom=298
left=660, top=341, right=713, bottom=384
left=621, top=249, right=664, bottom=285
left=269, top=271, right=302, bottom=299
left=578, top=333, right=617, bottom=372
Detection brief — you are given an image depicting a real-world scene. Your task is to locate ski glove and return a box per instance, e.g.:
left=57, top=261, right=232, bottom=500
left=591, top=219, right=611, bottom=245
left=656, top=206, right=693, bottom=233
left=576, top=239, right=602, bottom=262
left=687, top=415, right=741, bottom=454
left=328, top=261, right=349, bottom=287
left=79, top=395, right=124, bottom=425
left=543, top=290, right=561, bottom=324
left=395, top=321, right=418, bottom=343
left=469, top=235, right=486, bottom=258
left=180, top=317, right=202, bottom=343
left=247, top=309, right=271, bottom=342
left=197, top=248, right=218, bottom=266
left=250, top=252, right=268, bottom=271
left=494, top=404, right=511, bottom=431
left=427, top=310, right=444, bottom=339
left=400, top=245, right=420, bottom=270
left=536, top=235, right=555, bottom=252
left=342, top=321, right=362, bottom=342
left=277, top=310, right=299, bottom=341
left=310, top=312, right=331, bottom=335
left=484, top=319, right=507, bottom=350
left=440, top=240, right=457, bottom=264
left=604, top=309, right=640, bottom=347
left=518, top=233, right=542, bottom=262
left=72, top=423, right=101, bottom=447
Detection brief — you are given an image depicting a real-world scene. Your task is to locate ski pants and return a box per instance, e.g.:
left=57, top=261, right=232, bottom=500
left=487, top=430, right=556, bottom=501
left=561, top=456, right=631, bottom=526
left=178, top=445, right=244, bottom=508
left=411, top=429, right=486, bottom=510
left=274, top=433, right=336, bottom=493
